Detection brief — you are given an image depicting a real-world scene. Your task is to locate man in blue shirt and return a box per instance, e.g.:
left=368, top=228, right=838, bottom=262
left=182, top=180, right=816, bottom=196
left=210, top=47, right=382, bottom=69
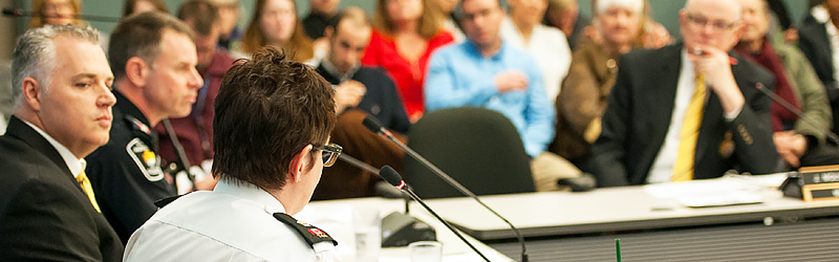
left=425, top=0, right=581, bottom=191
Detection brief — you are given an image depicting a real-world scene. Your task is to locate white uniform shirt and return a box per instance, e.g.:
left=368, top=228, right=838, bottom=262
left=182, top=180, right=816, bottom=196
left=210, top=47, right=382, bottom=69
left=500, top=16, right=572, bottom=103
left=123, top=178, right=341, bottom=262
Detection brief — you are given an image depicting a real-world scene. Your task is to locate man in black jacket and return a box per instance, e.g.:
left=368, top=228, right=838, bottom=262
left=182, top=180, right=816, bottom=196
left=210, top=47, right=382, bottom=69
left=0, top=24, right=123, bottom=261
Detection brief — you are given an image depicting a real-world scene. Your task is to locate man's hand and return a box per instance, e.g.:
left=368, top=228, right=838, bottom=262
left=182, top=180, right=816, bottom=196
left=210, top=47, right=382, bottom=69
left=688, top=46, right=745, bottom=116
left=773, top=131, right=807, bottom=168
left=334, top=80, right=366, bottom=114
left=494, top=70, right=529, bottom=93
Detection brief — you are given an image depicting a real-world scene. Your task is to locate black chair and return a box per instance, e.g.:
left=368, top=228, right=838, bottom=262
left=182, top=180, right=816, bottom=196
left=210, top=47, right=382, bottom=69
left=403, top=107, right=535, bottom=199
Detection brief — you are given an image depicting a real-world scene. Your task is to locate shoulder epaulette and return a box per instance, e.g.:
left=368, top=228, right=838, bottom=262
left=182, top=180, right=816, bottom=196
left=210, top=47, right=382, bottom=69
left=273, top=213, right=338, bottom=248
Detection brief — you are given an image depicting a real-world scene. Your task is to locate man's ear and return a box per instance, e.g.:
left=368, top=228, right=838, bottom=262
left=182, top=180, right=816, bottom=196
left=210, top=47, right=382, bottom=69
left=287, top=144, right=315, bottom=183
left=21, top=77, right=43, bottom=111
left=125, top=57, right=150, bottom=88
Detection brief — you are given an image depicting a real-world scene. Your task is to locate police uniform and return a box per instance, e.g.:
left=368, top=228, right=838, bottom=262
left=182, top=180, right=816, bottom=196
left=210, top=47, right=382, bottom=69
left=123, top=178, right=342, bottom=262
left=86, top=90, right=176, bottom=243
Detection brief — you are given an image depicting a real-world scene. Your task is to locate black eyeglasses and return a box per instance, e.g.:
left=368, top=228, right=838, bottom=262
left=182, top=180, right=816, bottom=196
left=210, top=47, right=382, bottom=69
left=686, top=13, right=739, bottom=33
left=315, top=143, right=343, bottom=167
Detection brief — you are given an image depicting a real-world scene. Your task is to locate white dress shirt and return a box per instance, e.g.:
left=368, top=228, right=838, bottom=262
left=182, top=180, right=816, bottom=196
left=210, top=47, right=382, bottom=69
left=22, top=119, right=83, bottom=178
left=647, top=50, right=698, bottom=183
left=499, top=16, right=572, bottom=103
left=123, top=178, right=341, bottom=262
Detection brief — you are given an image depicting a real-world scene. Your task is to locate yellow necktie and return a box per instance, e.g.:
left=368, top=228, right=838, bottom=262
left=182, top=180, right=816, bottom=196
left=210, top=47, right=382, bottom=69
left=76, top=171, right=102, bottom=213
left=672, top=73, right=706, bottom=182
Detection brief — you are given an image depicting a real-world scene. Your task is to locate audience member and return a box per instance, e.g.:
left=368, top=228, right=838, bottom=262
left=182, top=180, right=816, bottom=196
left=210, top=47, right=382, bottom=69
left=544, top=0, right=590, bottom=50
left=798, top=0, right=839, bottom=134
left=438, top=0, right=466, bottom=42
left=312, top=7, right=409, bottom=199
left=551, top=0, right=647, bottom=168
left=154, top=0, right=235, bottom=191
left=303, top=0, right=341, bottom=40
left=426, top=0, right=583, bottom=192
left=209, top=0, right=243, bottom=51
left=0, top=24, right=122, bottom=260
left=123, top=47, right=342, bottom=261
left=240, top=0, right=321, bottom=64
left=362, top=0, right=454, bottom=122
left=590, top=0, right=778, bottom=187
left=122, top=0, right=170, bottom=17
left=29, top=0, right=82, bottom=29
left=735, top=0, right=839, bottom=169
left=501, top=0, right=572, bottom=103
left=85, top=12, right=203, bottom=243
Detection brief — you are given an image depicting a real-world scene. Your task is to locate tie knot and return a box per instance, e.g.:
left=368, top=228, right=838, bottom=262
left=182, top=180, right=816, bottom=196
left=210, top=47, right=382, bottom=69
left=76, top=171, right=86, bottom=183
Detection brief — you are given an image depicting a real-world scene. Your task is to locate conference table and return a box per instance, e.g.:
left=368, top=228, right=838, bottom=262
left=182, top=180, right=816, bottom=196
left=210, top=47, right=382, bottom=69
left=305, top=174, right=839, bottom=261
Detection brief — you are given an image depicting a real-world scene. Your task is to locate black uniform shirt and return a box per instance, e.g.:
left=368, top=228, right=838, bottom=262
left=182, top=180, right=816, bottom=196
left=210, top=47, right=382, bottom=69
left=86, top=90, right=176, bottom=243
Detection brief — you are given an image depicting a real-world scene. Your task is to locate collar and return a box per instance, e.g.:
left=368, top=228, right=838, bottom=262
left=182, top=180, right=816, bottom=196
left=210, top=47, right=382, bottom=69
left=214, top=178, right=287, bottom=215
left=113, top=89, right=153, bottom=135
left=20, top=119, right=84, bottom=178
left=465, top=40, right=506, bottom=60
left=320, top=58, right=360, bottom=83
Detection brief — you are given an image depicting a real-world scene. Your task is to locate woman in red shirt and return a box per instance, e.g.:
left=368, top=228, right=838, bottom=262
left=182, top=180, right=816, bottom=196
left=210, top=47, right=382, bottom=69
left=363, top=0, right=454, bottom=121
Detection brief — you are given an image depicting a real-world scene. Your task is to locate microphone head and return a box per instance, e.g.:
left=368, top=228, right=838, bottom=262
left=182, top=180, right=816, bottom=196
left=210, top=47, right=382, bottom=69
left=362, top=115, right=385, bottom=134
left=379, top=165, right=405, bottom=188
left=2, top=8, right=20, bottom=16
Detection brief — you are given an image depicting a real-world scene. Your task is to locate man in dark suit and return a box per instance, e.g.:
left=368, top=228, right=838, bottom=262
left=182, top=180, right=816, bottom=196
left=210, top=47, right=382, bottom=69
left=798, top=0, right=839, bottom=133
left=0, top=24, right=123, bottom=260
left=590, top=0, right=779, bottom=187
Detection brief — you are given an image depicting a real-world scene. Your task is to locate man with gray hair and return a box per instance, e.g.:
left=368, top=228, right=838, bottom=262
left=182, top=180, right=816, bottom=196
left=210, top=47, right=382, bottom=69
left=0, top=24, right=122, bottom=260
left=590, top=0, right=778, bottom=186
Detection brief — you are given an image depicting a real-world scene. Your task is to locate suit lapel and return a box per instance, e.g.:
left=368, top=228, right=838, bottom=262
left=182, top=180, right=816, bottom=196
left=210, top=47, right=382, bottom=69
left=4, top=116, right=75, bottom=180
left=647, top=44, right=682, bottom=152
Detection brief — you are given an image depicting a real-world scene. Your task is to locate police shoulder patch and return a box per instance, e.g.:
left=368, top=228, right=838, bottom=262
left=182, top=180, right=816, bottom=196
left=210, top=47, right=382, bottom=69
left=126, top=137, right=165, bottom=182
left=273, top=213, right=338, bottom=248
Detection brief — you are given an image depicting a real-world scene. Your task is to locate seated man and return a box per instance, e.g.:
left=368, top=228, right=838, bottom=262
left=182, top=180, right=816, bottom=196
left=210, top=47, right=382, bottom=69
left=85, top=12, right=203, bottom=242
left=155, top=0, right=236, bottom=191
left=312, top=7, right=410, bottom=199
left=123, top=47, right=342, bottom=261
left=590, top=0, right=778, bottom=187
left=735, top=0, right=839, bottom=169
left=425, top=0, right=581, bottom=191
left=0, top=24, right=122, bottom=260
left=798, top=0, right=839, bottom=133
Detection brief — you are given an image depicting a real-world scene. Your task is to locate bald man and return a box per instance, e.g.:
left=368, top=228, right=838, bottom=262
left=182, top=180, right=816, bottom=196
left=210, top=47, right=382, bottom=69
left=589, top=0, right=779, bottom=187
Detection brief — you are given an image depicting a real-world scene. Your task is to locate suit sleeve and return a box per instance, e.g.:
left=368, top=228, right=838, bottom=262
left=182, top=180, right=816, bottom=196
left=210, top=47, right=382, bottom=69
left=0, top=180, right=105, bottom=261
left=589, top=58, right=632, bottom=187
left=729, top=69, right=779, bottom=175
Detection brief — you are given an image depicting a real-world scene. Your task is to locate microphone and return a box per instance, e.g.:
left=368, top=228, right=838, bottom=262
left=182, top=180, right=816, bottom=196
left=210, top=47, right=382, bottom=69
left=2, top=7, right=121, bottom=22
left=363, top=115, right=529, bottom=262
left=755, top=82, right=839, bottom=145
left=379, top=166, right=490, bottom=262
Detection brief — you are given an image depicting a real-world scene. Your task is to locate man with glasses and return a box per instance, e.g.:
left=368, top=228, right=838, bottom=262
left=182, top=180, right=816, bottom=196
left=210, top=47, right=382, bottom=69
left=123, top=48, right=343, bottom=261
left=589, top=0, right=778, bottom=187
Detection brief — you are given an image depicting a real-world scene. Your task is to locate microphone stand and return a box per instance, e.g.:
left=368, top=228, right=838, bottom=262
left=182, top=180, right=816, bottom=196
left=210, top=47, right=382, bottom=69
left=364, top=116, right=529, bottom=262
left=379, top=166, right=490, bottom=262
left=756, top=83, right=839, bottom=145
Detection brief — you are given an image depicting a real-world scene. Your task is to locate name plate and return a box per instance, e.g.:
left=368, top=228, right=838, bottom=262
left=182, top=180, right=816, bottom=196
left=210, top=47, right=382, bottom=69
left=781, top=165, right=839, bottom=202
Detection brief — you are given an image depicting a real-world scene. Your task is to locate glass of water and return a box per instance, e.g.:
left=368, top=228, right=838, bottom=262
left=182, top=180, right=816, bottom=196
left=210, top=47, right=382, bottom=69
left=353, top=208, right=381, bottom=262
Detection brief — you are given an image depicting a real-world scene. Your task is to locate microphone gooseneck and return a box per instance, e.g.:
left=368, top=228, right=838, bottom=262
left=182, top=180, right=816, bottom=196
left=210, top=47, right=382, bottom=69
left=379, top=166, right=490, bottom=262
left=755, top=82, right=839, bottom=145
left=365, top=116, right=528, bottom=262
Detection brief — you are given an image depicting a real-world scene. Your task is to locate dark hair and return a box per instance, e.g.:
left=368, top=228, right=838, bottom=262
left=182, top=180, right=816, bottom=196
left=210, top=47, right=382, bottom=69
left=122, top=0, right=170, bottom=18
left=108, top=11, right=194, bottom=81
left=212, top=47, right=336, bottom=191
left=177, top=0, right=220, bottom=36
